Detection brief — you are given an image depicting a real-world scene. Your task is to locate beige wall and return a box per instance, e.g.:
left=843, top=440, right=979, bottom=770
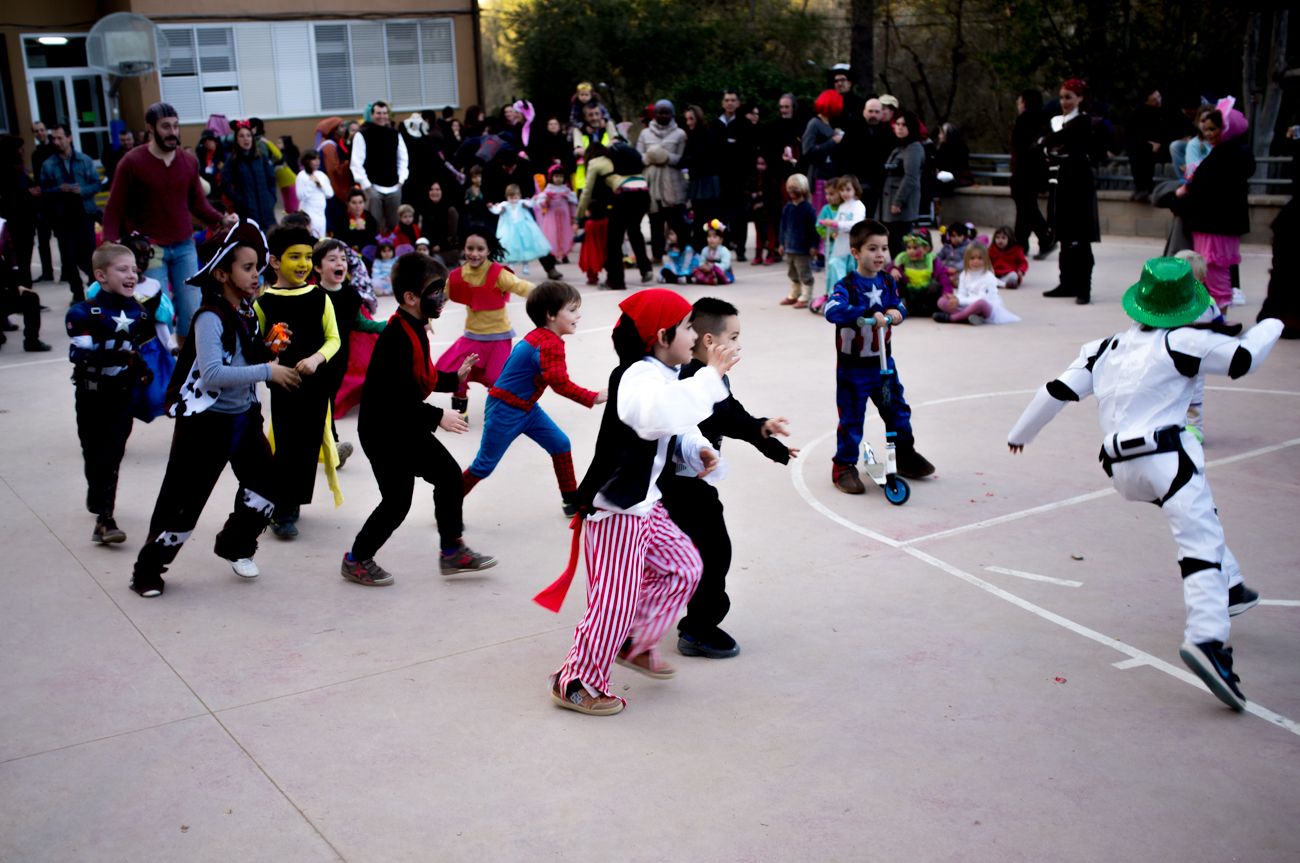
left=5, top=1, right=480, bottom=149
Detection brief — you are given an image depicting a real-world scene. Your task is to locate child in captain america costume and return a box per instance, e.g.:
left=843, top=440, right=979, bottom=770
left=1008, top=257, right=1284, bottom=712
left=824, top=219, right=935, bottom=495
left=460, top=280, right=608, bottom=514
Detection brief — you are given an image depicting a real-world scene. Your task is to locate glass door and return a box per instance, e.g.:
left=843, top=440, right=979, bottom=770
left=28, top=72, right=110, bottom=162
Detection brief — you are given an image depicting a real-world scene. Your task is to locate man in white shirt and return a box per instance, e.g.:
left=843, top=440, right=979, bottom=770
left=350, top=101, right=409, bottom=234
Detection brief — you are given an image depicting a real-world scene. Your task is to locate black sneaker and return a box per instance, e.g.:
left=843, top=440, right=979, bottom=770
left=1228, top=584, right=1260, bottom=617
left=561, top=495, right=580, bottom=518
left=92, top=517, right=127, bottom=544
left=270, top=518, right=298, bottom=539
left=895, top=448, right=936, bottom=479
left=130, top=570, right=166, bottom=598
left=1178, top=640, right=1246, bottom=711
left=1042, top=285, right=1076, bottom=298
left=439, top=543, right=497, bottom=574
left=336, top=441, right=354, bottom=468
left=677, top=627, right=740, bottom=659
left=24, top=339, right=52, bottom=352
left=341, top=553, right=394, bottom=586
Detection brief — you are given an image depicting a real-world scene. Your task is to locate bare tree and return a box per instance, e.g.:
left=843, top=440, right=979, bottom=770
left=850, top=0, right=875, bottom=93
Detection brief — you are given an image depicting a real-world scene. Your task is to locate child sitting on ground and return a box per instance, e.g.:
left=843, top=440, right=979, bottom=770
left=371, top=242, right=396, bottom=295
left=394, top=203, right=421, bottom=248
left=778, top=172, right=818, bottom=309
left=67, top=242, right=154, bottom=545
left=436, top=231, right=535, bottom=420
left=824, top=219, right=935, bottom=493
left=659, top=226, right=698, bottom=284
left=462, top=280, right=607, bottom=513
left=989, top=225, right=1028, bottom=289
left=934, top=242, right=1020, bottom=325
left=341, top=252, right=496, bottom=587
left=889, top=230, right=941, bottom=317
left=692, top=221, right=734, bottom=285
left=935, top=222, right=974, bottom=296
left=131, top=218, right=301, bottom=597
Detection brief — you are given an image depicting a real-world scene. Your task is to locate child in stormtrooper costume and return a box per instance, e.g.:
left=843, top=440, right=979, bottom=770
left=1007, top=257, right=1283, bottom=711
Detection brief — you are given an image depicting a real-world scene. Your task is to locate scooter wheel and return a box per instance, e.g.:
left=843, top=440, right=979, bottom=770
left=883, top=476, right=910, bottom=505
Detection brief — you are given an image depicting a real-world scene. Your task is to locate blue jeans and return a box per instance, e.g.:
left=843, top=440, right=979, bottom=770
left=146, top=239, right=200, bottom=337
left=834, top=359, right=914, bottom=464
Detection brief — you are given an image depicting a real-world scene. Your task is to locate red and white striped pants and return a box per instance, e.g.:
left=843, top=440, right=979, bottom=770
left=556, top=502, right=702, bottom=697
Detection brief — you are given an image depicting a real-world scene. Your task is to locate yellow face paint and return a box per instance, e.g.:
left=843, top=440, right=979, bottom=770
left=277, top=244, right=315, bottom=286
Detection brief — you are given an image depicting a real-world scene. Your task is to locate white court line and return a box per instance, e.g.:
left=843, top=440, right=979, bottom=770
left=1260, top=600, right=1300, bottom=607
left=791, top=421, right=1300, bottom=737
left=0, top=357, right=65, bottom=371
left=983, top=566, right=1083, bottom=587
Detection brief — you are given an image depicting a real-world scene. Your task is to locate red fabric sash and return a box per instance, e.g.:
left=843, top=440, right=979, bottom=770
left=533, top=514, right=582, bottom=612
left=392, top=312, right=438, bottom=398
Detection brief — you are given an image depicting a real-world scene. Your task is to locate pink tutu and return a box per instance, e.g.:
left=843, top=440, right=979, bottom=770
left=436, top=335, right=513, bottom=396
left=1191, top=232, right=1241, bottom=309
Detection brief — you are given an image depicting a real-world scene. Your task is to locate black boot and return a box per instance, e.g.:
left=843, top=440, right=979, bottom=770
left=895, top=447, right=935, bottom=479
left=1074, top=244, right=1094, bottom=305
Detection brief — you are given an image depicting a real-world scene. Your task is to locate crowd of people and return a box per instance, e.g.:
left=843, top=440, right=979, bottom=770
left=0, top=64, right=1293, bottom=718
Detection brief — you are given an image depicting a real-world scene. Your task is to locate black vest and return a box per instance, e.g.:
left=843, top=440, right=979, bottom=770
left=576, top=362, right=676, bottom=512
left=256, top=288, right=326, bottom=367
left=360, top=124, right=400, bottom=187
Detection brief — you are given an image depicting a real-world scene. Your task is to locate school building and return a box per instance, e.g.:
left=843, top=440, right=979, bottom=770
left=1, top=1, right=483, bottom=160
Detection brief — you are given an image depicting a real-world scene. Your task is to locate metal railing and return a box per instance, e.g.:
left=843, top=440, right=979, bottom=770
left=968, top=152, right=1294, bottom=193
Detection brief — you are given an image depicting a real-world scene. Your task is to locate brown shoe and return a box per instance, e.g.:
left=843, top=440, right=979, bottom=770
left=551, top=678, right=625, bottom=715
left=833, top=463, right=866, bottom=494
left=616, top=649, right=676, bottom=679
left=779, top=296, right=797, bottom=305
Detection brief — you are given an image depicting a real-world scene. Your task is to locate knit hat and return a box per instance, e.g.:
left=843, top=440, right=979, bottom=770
left=653, top=99, right=675, bottom=115
left=187, top=217, right=268, bottom=292
left=619, top=288, right=693, bottom=350
left=1122, top=257, right=1213, bottom=328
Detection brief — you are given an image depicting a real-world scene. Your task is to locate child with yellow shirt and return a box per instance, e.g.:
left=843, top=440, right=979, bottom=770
left=435, top=231, right=534, bottom=420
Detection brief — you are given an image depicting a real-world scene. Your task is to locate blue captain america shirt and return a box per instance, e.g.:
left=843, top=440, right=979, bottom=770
left=824, top=269, right=907, bottom=366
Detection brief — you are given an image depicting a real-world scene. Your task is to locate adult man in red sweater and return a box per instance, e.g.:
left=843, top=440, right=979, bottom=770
left=102, top=102, right=235, bottom=344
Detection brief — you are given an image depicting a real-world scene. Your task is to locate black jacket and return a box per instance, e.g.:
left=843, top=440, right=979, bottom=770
left=357, top=309, right=457, bottom=442
left=1175, top=140, right=1255, bottom=237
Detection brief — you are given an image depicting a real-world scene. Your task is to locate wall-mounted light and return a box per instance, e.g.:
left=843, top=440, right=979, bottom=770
left=37, top=36, right=70, bottom=46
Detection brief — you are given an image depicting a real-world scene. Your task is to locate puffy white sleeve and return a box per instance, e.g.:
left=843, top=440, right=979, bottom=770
left=1170, top=319, right=1283, bottom=379
left=617, top=361, right=728, bottom=442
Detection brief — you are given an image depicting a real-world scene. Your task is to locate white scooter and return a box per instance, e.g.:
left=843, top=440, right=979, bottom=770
left=858, top=316, right=910, bottom=505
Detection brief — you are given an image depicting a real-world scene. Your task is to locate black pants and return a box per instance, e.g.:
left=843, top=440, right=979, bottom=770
left=74, top=383, right=135, bottom=518
left=134, top=405, right=277, bottom=579
left=604, top=190, right=651, bottom=288
left=8, top=220, right=35, bottom=287
left=1059, top=241, right=1095, bottom=299
left=660, top=476, right=731, bottom=635
left=885, top=220, right=913, bottom=260
left=720, top=181, right=747, bottom=258
left=53, top=211, right=94, bottom=299
left=270, top=381, right=331, bottom=507
left=648, top=204, right=689, bottom=261
left=1012, top=186, right=1052, bottom=252
left=35, top=216, right=53, bottom=279
left=352, top=431, right=463, bottom=560
left=2, top=285, right=41, bottom=341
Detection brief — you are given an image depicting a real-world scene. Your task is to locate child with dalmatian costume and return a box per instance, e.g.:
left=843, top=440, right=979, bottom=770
left=1008, top=257, right=1283, bottom=711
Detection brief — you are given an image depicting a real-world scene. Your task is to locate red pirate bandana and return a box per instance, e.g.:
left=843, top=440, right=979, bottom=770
left=618, top=288, right=693, bottom=351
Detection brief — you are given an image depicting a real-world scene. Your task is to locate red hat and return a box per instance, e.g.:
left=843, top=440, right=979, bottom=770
left=619, top=288, right=693, bottom=350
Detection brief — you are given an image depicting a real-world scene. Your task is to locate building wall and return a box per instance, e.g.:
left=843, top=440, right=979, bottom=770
left=4, top=1, right=479, bottom=155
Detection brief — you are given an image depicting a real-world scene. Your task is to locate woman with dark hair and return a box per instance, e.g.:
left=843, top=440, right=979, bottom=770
left=1010, top=89, right=1053, bottom=257
left=222, top=121, right=278, bottom=228
left=463, top=105, right=487, bottom=139
left=681, top=105, right=722, bottom=249
left=195, top=130, right=224, bottom=205
left=934, top=122, right=972, bottom=195
left=880, top=109, right=926, bottom=257
left=1041, top=78, right=1101, bottom=304
left=416, top=180, right=461, bottom=264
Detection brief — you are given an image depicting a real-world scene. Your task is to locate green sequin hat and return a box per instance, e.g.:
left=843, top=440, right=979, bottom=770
left=1121, top=257, right=1213, bottom=328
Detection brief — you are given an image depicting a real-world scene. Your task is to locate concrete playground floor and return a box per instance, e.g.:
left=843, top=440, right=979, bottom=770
left=1, top=231, right=1297, bottom=862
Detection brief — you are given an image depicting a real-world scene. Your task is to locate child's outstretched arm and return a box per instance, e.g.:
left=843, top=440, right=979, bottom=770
left=1008, top=335, right=1107, bottom=451
left=1180, top=318, right=1283, bottom=380
left=539, top=335, right=602, bottom=407
left=498, top=269, right=534, bottom=299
